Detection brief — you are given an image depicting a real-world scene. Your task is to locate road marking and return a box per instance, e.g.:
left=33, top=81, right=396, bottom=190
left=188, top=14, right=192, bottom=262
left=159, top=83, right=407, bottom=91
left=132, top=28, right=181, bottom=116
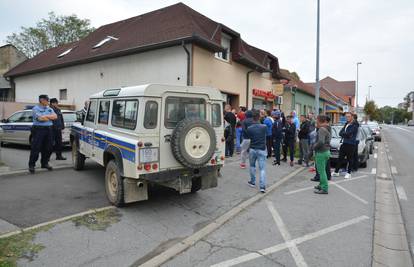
left=391, top=166, right=398, bottom=175
left=396, top=185, right=408, bottom=201
left=371, top=168, right=377, bottom=175
left=374, top=153, right=378, bottom=159
left=331, top=182, right=368, bottom=204
left=211, top=216, right=369, bottom=267
left=394, top=126, right=412, bottom=133
left=266, top=201, right=308, bottom=267
left=136, top=167, right=305, bottom=267
left=388, top=156, right=393, bottom=161
left=284, top=175, right=368, bottom=195
left=379, top=173, right=388, bottom=179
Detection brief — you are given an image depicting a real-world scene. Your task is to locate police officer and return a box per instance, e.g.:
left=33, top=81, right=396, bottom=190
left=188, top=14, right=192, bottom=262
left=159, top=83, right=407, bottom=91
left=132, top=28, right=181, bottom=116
left=28, top=95, right=57, bottom=173
left=50, top=98, right=66, bottom=160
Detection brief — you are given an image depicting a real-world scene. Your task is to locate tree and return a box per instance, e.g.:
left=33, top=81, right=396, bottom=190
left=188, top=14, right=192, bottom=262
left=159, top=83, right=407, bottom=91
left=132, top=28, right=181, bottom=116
left=363, top=100, right=378, bottom=121
left=6, top=12, right=94, bottom=58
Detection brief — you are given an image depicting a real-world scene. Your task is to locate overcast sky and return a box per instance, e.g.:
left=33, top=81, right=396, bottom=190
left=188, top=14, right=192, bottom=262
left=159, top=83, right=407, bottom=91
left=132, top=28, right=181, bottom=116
left=1, top=0, right=413, bottom=107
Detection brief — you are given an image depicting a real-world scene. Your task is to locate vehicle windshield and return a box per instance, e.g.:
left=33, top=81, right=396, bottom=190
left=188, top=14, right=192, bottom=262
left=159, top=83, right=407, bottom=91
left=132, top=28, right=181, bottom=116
left=331, top=126, right=362, bottom=139
left=63, top=113, right=77, bottom=122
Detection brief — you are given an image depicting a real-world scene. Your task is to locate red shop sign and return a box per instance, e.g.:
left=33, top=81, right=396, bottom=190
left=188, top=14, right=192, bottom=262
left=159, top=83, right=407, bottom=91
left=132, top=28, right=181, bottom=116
left=253, top=88, right=276, bottom=100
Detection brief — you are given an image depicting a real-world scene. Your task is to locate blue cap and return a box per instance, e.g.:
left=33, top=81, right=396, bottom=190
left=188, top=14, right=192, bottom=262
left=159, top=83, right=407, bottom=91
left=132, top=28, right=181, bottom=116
left=271, top=110, right=281, bottom=117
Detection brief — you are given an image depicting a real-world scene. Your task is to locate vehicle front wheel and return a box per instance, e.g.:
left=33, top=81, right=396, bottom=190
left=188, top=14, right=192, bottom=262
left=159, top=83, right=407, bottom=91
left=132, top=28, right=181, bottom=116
left=105, top=160, right=124, bottom=207
left=72, top=141, right=85, bottom=170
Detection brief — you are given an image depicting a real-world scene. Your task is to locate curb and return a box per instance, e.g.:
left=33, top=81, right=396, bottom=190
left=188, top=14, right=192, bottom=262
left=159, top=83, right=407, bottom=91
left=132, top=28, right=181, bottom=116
left=0, top=206, right=114, bottom=239
left=0, top=164, right=73, bottom=178
left=134, top=166, right=305, bottom=267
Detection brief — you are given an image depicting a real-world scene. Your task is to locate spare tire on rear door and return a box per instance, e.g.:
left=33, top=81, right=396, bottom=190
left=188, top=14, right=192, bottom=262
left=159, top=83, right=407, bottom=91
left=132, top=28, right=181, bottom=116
left=171, top=119, right=217, bottom=168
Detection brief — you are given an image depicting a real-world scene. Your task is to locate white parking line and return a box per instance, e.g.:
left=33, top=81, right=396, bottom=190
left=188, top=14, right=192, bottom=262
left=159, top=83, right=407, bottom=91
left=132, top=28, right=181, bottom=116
left=396, top=185, right=408, bottom=201
left=371, top=168, right=377, bottom=175
left=331, top=182, right=368, bottom=205
left=211, top=216, right=369, bottom=267
left=374, top=153, right=378, bottom=159
left=391, top=166, right=398, bottom=175
left=266, top=201, right=308, bottom=267
left=284, top=175, right=368, bottom=195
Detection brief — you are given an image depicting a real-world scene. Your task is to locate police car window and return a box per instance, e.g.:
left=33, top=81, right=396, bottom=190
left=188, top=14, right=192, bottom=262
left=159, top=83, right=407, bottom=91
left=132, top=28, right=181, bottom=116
left=112, top=100, right=138, bottom=130
left=211, top=104, right=222, bottom=127
left=144, top=101, right=158, bottom=129
left=165, top=97, right=206, bottom=128
left=62, top=113, right=77, bottom=123
left=86, top=100, right=97, bottom=122
left=7, top=112, right=24, bottom=123
left=98, top=100, right=110, bottom=125
left=20, top=111, right=33, bottom=122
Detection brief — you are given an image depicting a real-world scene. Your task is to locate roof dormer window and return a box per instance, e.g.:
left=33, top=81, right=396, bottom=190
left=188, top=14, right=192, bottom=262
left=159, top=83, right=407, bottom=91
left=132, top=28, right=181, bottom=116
left=215, top=33, right=231, bottom=61
left=93, top=36, right=119, bottom=49
left=57, top=47, right=73, bottom=58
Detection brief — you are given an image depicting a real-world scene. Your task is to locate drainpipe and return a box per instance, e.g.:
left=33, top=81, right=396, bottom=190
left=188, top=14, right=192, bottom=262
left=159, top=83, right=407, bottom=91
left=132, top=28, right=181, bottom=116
left=182, top=41, right=191, bottom=86
left=246, top=70, right=254, bottom=109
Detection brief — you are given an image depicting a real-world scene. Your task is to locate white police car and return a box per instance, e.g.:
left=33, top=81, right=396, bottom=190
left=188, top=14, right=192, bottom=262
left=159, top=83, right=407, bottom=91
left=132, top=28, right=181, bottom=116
left=0, top=109, right=77, bottom=146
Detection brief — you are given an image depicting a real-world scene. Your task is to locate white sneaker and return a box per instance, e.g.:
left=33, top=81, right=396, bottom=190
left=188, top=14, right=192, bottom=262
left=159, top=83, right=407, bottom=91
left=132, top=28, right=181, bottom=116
left=331, top=172, right=340, bottom=177
left=344, top=173, right=351, bottom=179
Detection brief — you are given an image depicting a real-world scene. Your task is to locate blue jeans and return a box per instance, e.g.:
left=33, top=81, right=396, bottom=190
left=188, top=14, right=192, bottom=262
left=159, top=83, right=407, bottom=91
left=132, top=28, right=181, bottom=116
left=236, top=127, right=243, bottom=153
left=249, top=148, right=267, bottom=189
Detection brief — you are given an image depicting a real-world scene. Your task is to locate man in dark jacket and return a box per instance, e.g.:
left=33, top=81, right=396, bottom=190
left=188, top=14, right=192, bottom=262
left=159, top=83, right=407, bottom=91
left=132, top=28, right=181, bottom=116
left=224, top=104, right=236, bottom=157
left=50, top=98, right=66, bottom=160
left=283, top=115, right=296, bottom=167
left=298, top=115, right=310, bottom=166
left=332, top=112, right=358, bottom=179
left=271, top=110, right=283, bottom=165
left=352, top=114, right=360, bottom=172
left=240, top=110, right=254, bottom=168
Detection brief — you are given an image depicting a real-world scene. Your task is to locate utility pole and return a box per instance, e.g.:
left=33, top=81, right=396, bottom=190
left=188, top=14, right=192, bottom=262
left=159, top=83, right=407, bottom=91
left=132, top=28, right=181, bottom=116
left=368, top=85, right=372, bottom=101
left=356, top=62, right=362, bottom=108
left=314, top=0, right=320, bottom=115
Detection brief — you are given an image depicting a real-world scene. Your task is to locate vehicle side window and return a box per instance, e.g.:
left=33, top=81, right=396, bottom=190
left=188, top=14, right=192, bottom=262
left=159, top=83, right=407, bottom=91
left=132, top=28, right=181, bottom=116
left=7, top=112, right=24, bottom=123
left=98, top=100, right=110, bottom=125
left=211, top=104, right=222, bottom=127
left=165, top=97, right=206, bottom=128
left=86, top=100, right=97, bottom=123
left=112, top=99, right=138, bottom=130
left=20, top=111, right=33, bottom=122
left=144, top=101, right=158, bottom=129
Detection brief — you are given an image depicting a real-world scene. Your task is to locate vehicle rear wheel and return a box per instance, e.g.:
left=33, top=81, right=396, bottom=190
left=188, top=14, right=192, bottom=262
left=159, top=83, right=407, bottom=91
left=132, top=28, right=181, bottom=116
left=105, top=160, right=124, bottom=207
left=72, top=141, right=85, bottom=170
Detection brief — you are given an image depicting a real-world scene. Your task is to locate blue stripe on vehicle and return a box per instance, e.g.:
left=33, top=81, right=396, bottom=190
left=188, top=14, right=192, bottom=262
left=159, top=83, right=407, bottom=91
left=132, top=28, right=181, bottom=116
left=1, top=125, right=32, bottom=131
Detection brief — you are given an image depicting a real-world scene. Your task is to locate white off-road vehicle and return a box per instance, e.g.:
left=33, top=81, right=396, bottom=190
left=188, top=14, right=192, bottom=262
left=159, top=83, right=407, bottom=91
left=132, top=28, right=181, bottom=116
left=71, top=84, right=225, bottom=206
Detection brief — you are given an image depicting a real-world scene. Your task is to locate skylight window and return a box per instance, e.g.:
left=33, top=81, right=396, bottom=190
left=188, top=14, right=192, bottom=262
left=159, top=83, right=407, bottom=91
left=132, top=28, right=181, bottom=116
left=93, top=36, right=119, bottom=49
left=57, top=48, right=73, bottom=58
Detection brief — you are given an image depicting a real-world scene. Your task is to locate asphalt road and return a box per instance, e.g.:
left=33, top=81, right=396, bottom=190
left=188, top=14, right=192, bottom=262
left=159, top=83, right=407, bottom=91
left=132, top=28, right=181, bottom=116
left=381, top=125, right=414, bottom=256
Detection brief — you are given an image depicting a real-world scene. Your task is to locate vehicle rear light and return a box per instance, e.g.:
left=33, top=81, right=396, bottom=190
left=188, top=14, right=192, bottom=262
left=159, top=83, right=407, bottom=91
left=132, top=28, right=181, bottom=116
left=211, top=158, right=216, bottom=165
left=152, top=163, right=158, bottom=170
left=144, top=163, right=151, bottom=171
left=138, top=141, right=143, bottom=147
left=137, top=164, right=143, bottom=170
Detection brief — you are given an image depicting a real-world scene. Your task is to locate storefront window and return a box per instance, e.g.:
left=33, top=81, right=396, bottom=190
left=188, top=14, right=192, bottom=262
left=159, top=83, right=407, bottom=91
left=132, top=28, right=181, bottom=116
left=253, top=98, right=273, bottom=110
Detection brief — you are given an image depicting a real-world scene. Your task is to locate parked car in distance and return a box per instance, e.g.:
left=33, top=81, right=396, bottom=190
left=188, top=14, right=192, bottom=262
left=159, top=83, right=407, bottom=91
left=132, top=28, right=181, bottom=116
left=329, top=125, right=369, bottom=168
left=408, top=120, right=414, bottom=126
left=363, top=121, right=382, bottom=141
left=361, top=125, right=374, bottom=154
left=0, top=109, right=77, bottom=146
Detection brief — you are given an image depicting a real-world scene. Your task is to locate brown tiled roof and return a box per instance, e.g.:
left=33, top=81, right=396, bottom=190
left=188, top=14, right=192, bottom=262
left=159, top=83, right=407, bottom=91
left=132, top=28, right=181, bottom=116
left=5, top=2, right=282, bottom=79
left=307, top=76, right=355, bottom=98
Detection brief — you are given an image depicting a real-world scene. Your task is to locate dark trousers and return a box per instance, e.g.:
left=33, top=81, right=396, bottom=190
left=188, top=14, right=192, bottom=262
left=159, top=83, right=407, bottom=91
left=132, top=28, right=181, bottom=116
left=283, top=139, right=295, bottom=162
left=266, top=136, right=273, bottom=157
left=29, top=126, right=53, bottom=167
left=335, top=143, right=356, bottom=174
left=53, top=128, right=63, bottom=157
left=273, top=138, right=282, bottom=162
left=225, top=139, right=234, bottom=157
left=353, top=141, right=360, bottom=171
left=315, top=158, right=331, bottom=180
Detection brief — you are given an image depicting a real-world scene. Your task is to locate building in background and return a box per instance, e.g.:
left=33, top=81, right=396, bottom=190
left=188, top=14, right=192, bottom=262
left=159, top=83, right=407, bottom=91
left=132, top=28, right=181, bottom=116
left=5, top=3, right=285, bottom=110
left=306, top=76, right=355, bottom=108
left=0, top=44, right=27, bottom=101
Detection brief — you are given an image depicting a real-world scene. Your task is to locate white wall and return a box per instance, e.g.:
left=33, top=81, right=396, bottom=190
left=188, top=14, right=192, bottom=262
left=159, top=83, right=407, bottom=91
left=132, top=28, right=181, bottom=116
left=14, top=46, right=188, bottom=109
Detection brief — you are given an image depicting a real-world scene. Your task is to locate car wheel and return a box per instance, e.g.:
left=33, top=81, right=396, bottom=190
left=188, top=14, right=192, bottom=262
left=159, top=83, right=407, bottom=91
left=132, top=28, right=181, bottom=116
left=72, top=140, right=85, bottom=170
left=105, top=160, right=124, bottom=207
left=171, top=119, right=217, bottom=169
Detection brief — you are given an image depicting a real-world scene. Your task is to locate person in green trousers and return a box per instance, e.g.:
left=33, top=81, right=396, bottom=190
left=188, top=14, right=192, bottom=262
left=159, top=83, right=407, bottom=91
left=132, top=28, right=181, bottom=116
left=313, top=115, right=332, bottom=194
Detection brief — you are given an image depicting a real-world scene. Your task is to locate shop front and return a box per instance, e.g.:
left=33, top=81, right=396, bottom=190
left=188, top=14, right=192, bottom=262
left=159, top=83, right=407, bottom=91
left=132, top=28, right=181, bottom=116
left=252, top=88, right=276, bottom=110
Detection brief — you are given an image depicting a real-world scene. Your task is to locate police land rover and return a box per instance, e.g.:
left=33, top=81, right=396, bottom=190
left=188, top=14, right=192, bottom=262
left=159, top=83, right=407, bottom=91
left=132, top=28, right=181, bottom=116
left=71, top=84, right=225, bottom=206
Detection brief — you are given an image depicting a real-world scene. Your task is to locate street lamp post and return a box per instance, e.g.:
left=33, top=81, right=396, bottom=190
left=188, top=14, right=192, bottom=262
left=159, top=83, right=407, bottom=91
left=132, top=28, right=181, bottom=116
left=314, top=0, right=321, bottom=115
left=368, top=85, right=372, bottom=101
left=356, top=62, right=362, bottom=108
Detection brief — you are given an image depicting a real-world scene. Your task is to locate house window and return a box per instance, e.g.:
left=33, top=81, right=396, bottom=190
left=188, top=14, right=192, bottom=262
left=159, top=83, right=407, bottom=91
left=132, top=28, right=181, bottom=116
left=59, top=89, right=67, bottom=100
left=295, top=103, right=301, bottom=115
left=215, top=33, right=231, bottom=61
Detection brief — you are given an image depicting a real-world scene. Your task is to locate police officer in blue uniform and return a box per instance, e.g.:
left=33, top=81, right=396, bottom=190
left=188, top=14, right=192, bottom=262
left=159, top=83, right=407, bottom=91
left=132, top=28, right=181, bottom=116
left=28, top=95, right=57, bottom=173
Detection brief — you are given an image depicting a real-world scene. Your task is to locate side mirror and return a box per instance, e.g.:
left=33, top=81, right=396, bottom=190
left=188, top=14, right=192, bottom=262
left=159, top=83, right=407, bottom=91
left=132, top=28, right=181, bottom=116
left=76, top=111, right=85, bottom=124
left=1, top=119, right=8, bottom=123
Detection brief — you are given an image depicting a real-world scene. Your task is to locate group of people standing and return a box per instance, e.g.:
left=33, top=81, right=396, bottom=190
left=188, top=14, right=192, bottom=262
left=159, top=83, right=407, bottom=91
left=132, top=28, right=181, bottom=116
left=223, top=103, right=361, bottom=195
